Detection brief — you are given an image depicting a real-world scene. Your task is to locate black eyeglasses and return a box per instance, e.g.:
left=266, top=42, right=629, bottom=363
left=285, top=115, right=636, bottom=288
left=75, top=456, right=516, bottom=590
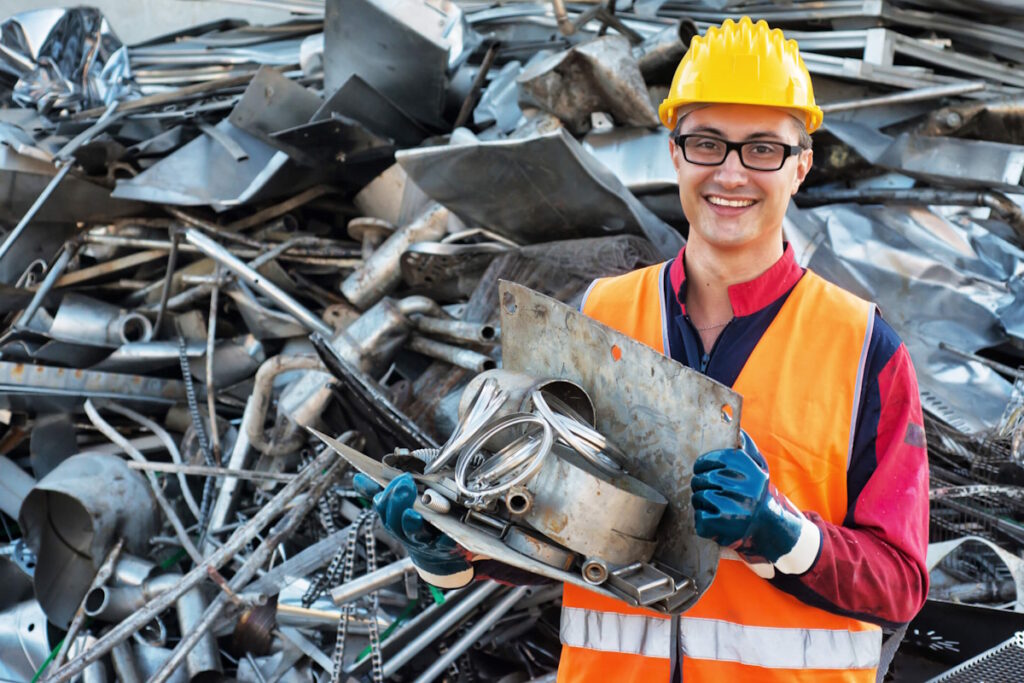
left=674, top=134, right=803, bottom=172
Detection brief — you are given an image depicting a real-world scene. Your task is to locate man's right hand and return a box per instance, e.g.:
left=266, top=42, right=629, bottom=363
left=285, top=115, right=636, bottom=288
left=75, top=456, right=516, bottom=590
left=353, top=472, right=475, bottom=588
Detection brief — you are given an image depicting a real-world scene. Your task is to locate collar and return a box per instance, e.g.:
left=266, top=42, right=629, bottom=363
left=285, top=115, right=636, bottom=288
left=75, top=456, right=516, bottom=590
left=668, top=243, right=804, bottom=317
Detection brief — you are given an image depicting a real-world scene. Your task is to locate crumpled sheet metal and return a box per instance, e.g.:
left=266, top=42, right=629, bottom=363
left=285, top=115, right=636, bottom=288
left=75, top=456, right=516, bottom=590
left=517, top=35, right=660, bottom=135
left=0, top=7, right=135, bottom=112
left=582, top=126, right=676, bottom=194
left=785, top=202, right=1024, bottom=434
left=826, top=121, right=1024, bottom=193
left=396, top=128, right=683, bottom=258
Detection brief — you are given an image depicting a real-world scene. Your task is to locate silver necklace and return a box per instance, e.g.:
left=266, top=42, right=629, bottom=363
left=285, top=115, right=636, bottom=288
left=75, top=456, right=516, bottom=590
left=693, top=318, right=733, bottom=332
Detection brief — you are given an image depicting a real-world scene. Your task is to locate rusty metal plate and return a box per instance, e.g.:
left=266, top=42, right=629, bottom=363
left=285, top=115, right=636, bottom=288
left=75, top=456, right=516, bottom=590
left=499, top=281, right=742, bottom=600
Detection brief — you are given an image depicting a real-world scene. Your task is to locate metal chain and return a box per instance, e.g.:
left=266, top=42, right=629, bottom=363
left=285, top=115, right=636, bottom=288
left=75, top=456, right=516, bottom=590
left=363, top=511, right=383, bottom=683
left=330, top=508, right=376, bottom=683
left=178, top=336, right=216, bottom=541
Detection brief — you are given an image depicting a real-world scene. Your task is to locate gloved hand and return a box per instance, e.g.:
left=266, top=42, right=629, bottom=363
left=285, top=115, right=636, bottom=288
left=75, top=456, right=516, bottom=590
left=691, top=432, right=821, bottom=576
left=353, top=472, right=474, bottom=588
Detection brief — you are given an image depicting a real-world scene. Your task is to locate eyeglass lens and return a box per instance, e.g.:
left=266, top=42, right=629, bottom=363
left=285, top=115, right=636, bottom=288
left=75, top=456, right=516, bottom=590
left=682, top=135, right=788, bottom=171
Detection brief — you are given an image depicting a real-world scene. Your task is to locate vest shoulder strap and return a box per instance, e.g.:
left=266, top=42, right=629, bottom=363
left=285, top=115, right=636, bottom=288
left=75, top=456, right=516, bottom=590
left=580, top=262, right=668, bottom=354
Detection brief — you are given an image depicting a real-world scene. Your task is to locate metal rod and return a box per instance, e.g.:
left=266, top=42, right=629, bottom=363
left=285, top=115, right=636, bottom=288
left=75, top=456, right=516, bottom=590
left=227, top=185, right=333, bottom=231
left=454, top=42, right=500, bottom=130
left=14, top=242, right=76, bottom=329
left=821, top=81, right=987, bottom=113
left=408, top=334, right=497, bottom=373
left=207, top=269, right=221, bottom=461
left=43, top=434, right=340, bottom=683
left=411, top=586, right=529, bottom=683
left=153, top=229, right=180, bottom=335
left=125, top=460, right=295, bottom=482
left=147, top=456, right=343, bottom=683
left=82, top=233, right=359, bottom=260
left=330, top=557, right=416, bottom=606
left=381, top=581, right=503, bottom=678
left=184, top=228, right=333, bottom=337
left=202, top=396, right=255, bottom=556
left=939, top=341, right=1023, bottom=378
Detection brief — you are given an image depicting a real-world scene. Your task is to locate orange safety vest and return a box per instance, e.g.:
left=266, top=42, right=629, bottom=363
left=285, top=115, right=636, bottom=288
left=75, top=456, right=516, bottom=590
left=558, top=261, right=882, bottom=682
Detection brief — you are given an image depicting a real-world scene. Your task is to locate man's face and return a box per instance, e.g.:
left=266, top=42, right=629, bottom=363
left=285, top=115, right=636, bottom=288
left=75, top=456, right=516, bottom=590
left=669, top=104, right=813, bottom=252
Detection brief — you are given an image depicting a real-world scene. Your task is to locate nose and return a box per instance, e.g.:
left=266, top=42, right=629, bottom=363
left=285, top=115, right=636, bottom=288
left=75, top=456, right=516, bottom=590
left=712, top=148, right=748, bottom=188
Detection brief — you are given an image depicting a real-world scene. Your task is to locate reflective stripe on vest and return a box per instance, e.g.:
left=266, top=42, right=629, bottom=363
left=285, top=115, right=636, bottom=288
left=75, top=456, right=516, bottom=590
left=561, top=605, right=882, bottom=670
left=561, top=263, right=880, bottom=683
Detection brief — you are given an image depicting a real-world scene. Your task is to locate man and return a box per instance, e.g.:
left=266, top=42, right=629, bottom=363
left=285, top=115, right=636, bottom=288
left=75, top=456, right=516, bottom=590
left=358, top=16, right=929, bottom=682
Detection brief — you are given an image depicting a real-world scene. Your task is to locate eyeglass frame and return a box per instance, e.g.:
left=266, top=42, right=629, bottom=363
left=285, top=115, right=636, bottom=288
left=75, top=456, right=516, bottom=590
left=673, top=133, right=806, bottom=172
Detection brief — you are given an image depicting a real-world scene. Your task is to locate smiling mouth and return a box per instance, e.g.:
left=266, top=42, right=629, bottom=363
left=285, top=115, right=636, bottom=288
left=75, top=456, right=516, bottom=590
left=705, top=195, right=757, bottom=208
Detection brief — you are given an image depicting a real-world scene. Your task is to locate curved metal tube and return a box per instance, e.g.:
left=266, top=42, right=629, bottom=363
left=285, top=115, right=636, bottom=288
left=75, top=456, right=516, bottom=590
left=245, top=355, right=325, bottom=456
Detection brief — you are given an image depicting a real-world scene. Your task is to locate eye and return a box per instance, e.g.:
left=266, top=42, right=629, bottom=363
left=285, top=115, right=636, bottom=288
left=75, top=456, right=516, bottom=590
left=748, top=143, right=778, bottom=155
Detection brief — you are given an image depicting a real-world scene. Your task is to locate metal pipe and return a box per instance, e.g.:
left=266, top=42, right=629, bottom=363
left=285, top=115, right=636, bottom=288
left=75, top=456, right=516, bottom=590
left=53, top=539, right=125, bottom=670
left=408, top=335, right=497, bottom=373
left=329, top=557, right=415, bottom=606
left=147, top=456, right=343, bottom=683
left=153, top=230, right=179, bottom=334
left=175, top=587, right=222, bottom=681
left=412, top=586, right=529, bottom=683
left=245, top=355, right=326, bottom=456
left=413, top=316, right=499, bottom=345
left=184, top=228, right=333, bottom=337
left=125, top=461, right=295, bottom=483
left=44, top=443, right=339, bottom=683
left=14, top=242, right=76, bottom=329
left=381, top=581, right=503, bottom=678
left=820, top=81, right=987, bottom=114
left=83, top=233, right=359, bottom=262
left=206, top=271, right=221, bottom=460
left=341, top=204, right=450, bottom=310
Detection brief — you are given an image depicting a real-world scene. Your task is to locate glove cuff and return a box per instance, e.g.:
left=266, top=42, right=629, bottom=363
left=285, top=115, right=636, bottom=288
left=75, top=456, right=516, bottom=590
left=414, top=564, right=475, bottom=589
left=773, top=515, right=821, bottom=575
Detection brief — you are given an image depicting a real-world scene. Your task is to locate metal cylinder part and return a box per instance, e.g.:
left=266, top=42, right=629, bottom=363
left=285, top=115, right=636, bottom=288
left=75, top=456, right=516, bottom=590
left=421, top=488, right=452, bottom=513
left=47, top=294, right=154, bottom=347
left=341, top=203, right=450, bottom=309
left=329, top=557, right=416, bottom=606
left=111, top=641, right=143, bottom=683
left=408, top=334, right=497, bottom=373
left=18, top=453, right=158, bottom=628
left=520, top=443, right=667, bottom=565
left=413, top=316, right=499, bottom=346
left=348, top=216, right=396, bottom=260
left=504, top=486, right=534, bottom=515
left=582, top=558, right=609, bottom=585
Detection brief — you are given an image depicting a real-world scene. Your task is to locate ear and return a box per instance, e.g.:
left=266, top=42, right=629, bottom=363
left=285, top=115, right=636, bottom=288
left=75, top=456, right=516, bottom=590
left=669, top=136, right=686, bottom=174
left=791, top=149, right=813, bottom=195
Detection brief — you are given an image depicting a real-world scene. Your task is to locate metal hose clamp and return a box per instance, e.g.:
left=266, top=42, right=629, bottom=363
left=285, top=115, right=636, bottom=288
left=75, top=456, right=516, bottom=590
left=454, top=413, right=553, bottom=502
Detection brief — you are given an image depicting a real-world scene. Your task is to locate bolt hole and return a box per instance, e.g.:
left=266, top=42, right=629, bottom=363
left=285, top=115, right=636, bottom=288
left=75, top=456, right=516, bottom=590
left=26, top=623, right=35, bottom=632
left=481, top=326, right=496, bottom=340
left=610, top=344, right=622, bottom=361
left=721, top=404, right=733, bottom=423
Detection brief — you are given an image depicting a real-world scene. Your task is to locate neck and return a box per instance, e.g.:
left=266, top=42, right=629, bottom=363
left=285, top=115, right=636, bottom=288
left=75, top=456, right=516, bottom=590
left=683, top=233, right=784, bottom=319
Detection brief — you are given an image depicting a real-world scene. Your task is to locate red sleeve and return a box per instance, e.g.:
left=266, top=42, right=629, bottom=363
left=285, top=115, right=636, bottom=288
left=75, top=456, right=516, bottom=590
left=772, top=342, right=930, bottom=627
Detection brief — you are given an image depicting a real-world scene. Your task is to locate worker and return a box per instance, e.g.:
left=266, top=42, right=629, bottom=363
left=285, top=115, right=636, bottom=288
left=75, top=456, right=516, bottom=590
left=356, top=15, right=929, bottom=682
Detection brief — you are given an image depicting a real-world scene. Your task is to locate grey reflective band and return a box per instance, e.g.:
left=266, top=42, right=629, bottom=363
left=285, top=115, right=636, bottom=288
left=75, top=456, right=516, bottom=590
left=560, top=607, right=672, bottom=659
left=561, top=608, right=882, bottom=670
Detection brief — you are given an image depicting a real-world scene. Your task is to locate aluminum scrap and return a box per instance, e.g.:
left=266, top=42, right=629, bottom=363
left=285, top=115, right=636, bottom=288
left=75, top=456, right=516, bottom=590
left=2, top=0, right=1024, bottom=681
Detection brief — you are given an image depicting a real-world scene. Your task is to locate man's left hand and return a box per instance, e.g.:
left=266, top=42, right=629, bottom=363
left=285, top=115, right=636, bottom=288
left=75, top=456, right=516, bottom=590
left=691, top=432, right=822, bottom=575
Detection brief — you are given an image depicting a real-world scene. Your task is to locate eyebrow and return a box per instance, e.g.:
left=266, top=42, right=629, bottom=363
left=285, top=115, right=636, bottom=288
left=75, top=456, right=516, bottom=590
left=686, top=126, right=788, bottom=142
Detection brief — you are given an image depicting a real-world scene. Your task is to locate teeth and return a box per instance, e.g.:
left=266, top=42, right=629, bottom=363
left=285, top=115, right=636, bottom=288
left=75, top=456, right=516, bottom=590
left=707, top=196, right=755, bottom=208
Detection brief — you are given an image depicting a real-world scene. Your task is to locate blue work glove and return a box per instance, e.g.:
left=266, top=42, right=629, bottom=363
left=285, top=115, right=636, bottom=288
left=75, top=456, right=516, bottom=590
left=353, top=473, right=474, bottom=588
left=691, top=432, right=821, bottom=576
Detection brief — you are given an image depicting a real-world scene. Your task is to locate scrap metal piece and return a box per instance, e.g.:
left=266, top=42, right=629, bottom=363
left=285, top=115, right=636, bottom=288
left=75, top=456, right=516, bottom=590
left=19, top=453, right=158, bottom=628
left=317, top=75, right=428, bottom=148
left=0, top=601, right=51, bottom=682
left=324, top=0, right=472, bottom=127
left=0, top=454, right=35, bottom=519
left=0, top=360, right=187, bottom=411
left=47, top=293, right=153, bottom=347
left=396, top=129, right=683, bottom=258
left=500, top=282, right=738, bottom=597
left=826, top=121, right=1024, bottom=193
left=505, top=525, right=576, bottom=570
left=518, top=35, right=660, bottom=134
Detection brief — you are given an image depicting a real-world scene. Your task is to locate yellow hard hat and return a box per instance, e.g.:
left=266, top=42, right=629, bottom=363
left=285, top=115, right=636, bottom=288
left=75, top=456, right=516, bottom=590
left=658, top=16, right=823, bottom=133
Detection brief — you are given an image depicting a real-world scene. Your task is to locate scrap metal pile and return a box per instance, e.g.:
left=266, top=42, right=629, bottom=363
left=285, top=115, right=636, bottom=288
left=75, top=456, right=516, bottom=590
left=2, top=0, right=1024, bottom=680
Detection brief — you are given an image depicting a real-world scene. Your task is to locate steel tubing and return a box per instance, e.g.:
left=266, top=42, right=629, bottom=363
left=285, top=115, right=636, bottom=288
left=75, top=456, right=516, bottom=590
left=245, top=355, right=325, bottom=456
left=329, top=557, right=415, bottom=605
left=43, top=443, right=339, bottom=683
left=203, top=397, right=254, bottom=556
left=408, top=335, right=497, bottom=373
left=413, top=316, right=499, bottom=345
left=412, top=586, right=529, bottom=683
left=184, top=228, right=333, bottom=337
left=381, top=581, right=503, bottom=678
left=341, top=203, right=450, bottom=310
